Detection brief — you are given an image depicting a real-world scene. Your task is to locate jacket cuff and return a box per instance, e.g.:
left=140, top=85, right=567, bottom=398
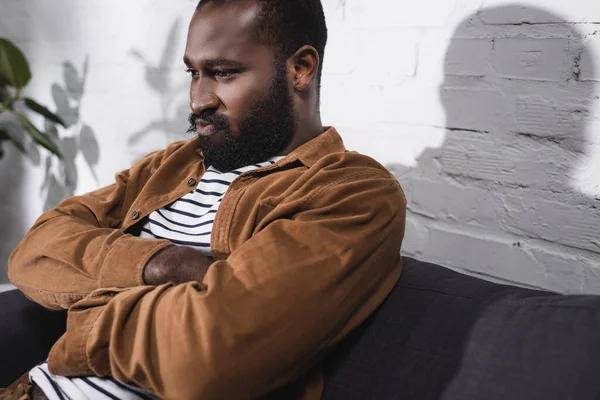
left=99, top=236, right=174, bottom=288
left=47, top=303, right=105, bottom=376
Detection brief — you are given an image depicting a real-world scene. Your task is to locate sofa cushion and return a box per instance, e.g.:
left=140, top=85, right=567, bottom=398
left=0, top=290, right=66, bottom=387
left=322, top=257, right=600, bottom=400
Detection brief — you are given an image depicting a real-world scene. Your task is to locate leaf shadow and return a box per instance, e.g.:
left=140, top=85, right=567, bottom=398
left=41, top=56, right=100, bottom=211
left=127, top=18, right=189, bottom=162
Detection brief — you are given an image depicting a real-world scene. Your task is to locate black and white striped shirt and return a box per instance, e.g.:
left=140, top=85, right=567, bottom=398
left=30, top=157, right=283, bottom=400
left=139, top=157, right=283, bottom=256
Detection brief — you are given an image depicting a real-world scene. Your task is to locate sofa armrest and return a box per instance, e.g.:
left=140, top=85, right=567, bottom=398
left=0, top=290, right=66, bottom=387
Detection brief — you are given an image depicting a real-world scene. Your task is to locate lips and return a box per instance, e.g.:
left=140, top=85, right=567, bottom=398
left=196, top=123, right=216, bottom=137
left=193, top=115, right=228, bottom=137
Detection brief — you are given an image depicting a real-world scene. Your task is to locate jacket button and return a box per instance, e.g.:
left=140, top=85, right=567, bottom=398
left=131, top=211, right=140, bottom=220
left=187, top=178, right=197, bottom=187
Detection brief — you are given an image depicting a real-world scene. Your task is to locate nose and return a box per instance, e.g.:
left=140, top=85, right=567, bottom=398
left=190, top=88, right=220, bottom=115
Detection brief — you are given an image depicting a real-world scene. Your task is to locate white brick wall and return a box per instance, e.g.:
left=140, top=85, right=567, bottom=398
left=387, top=2, right=600, bottom=293
left=0, top=0, right=599, bottom=293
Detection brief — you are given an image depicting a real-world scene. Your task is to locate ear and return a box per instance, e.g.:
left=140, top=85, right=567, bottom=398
left=290, top=45, right=320, bottom=92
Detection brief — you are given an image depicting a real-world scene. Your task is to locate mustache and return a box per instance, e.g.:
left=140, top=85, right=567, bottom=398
left=187, top=112, right=230, bottom=134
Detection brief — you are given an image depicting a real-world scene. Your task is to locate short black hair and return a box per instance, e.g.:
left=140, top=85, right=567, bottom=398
left=196, top=0, right=328, bottom=92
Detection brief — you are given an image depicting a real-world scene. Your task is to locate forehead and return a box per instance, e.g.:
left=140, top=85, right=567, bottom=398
left=185, top=1, right=270, bottom=63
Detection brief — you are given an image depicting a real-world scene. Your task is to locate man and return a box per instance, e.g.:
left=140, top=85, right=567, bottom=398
left=5, top=0, right=406, bottom=399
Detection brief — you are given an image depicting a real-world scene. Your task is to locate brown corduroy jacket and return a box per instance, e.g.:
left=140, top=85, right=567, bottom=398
left=8, top=128, right=406, bottom=400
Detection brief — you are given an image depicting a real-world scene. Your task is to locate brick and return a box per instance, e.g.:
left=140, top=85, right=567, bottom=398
left=530, top=249, right=600, bottom=294
left=514, top=96, right=590, bottom=146
left=440, top=88, right=510, bottom=132
left=357, top=31, right=418, bottom=77
left=499, top=193, right=600, bottom=255
left=377, top=80, right=446, bottom=126
left=335, top=125, right=444, bottom=167
left=580, top=264, right=600, bottom=294
left=572, top=136, right=600, bottom=199
left=345, top=0, right=457, bottom=28
left=401, top=214, right=429, bottom=257
left=403, top=176, right=500, bottom=228
left=492, top=39, right=569, bottom=82
left=477, top=3, right=565, bottom=24
left=403, top=216, right=600, bottom=294
left=320, top=75, right=376, bottom=127
left=580, top=35, right=600, bottom=82
left=416, top=30, right=451, bottom=80
left=479, top=1, right=600, bottom=24
left=445, top=39, right=494, bottom=77
left=322, top=78, right=446, bottom=128
left=414, top=222, right=599, bottom=293
left=412, top=222, right=551, bottom=288
left=437, top=130, right=578, bottom=192
left=322, top=29, right=360, bottom=75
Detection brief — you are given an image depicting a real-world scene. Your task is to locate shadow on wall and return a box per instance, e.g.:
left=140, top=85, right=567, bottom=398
left=0, top=58, right=99, bottom=282
left=38, top=57, right=99, bottom=211
left=323, top=8, right=600, bottom=399
left=399, top=5, right=600, bottom=291
left=127, top=18, right=190, bottom=163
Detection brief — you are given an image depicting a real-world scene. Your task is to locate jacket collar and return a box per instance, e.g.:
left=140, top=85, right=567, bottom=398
left=285, top=127, right=346, bottom=168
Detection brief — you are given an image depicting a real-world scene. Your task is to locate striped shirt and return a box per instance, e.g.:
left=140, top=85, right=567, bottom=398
left=30, top=156, right=283, bottom=400
left=139, top=157, right=283, bottom=256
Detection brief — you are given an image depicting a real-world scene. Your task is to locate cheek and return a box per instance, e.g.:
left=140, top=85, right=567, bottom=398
left=217, top=76, right=271, bottom=131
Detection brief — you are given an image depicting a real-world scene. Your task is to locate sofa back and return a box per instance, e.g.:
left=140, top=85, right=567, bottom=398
left=4, top=257, right=600, bottom=399
left=322, top=257, right=600, bottom=400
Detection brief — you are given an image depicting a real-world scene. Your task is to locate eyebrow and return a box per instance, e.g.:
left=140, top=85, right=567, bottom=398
left=183, top=56, right=244, bottom=68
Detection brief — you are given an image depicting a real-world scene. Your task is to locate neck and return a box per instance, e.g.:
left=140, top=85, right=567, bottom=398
left=279, top=113, right=324, bottom=156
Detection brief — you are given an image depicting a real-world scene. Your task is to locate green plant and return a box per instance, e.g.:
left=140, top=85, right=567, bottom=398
left=0, top=38, right=63, bottom=159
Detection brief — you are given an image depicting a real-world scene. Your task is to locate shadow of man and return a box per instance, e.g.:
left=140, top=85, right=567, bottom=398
left=401, top=4, right=600, bottom=292
left=322, top=10, right=600, bottom=400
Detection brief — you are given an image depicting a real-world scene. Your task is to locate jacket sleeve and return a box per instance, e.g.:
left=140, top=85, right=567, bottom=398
left=47, top=170, right=407, bottom=399
left=8, top=151, right=174, bottom=310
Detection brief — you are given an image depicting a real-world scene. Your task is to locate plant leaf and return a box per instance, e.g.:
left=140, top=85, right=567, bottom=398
left=24, top=98, right=66, bottom=127
left=0, top=83, right=10, bottom=104
left=16, top=113, right=62, bottom=158
left=0, top=128, right=26, bottom=153
left=0, top=38, right=32, bottom=89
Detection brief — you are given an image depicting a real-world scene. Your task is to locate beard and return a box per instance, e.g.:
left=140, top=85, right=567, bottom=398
left=187, top=62, right=297, bottom=172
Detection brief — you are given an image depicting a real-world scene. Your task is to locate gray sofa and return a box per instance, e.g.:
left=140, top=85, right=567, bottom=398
left=2, top=257, right=600, bottom=399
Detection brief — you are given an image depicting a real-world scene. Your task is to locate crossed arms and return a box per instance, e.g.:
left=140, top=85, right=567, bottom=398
left=9, top=153, right=406, bottom=399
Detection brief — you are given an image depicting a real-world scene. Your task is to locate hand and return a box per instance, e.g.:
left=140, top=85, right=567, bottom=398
left=30, top=382, right=49, bottom=400
left=143, top=246, right=214, bottom=286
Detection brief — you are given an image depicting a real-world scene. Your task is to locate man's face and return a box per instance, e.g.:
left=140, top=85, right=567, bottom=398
left=184, top=1, right=296, bottom=172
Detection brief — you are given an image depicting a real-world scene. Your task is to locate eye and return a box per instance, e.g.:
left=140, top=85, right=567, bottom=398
left=185, top=68, right=198, bottom=78
left=213, top=69, right=237, bottom=79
